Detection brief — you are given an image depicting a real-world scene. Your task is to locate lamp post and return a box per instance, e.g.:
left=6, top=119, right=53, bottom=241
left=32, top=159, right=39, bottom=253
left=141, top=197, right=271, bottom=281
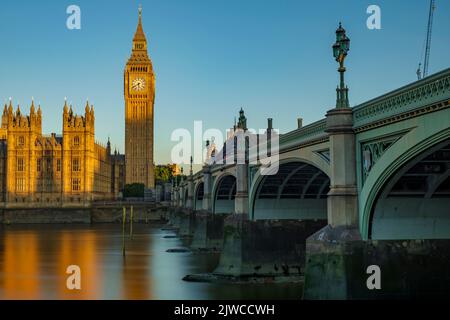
left=303, top=24, right=359, bottom=300
left=186, top=156, right=194, bottom=209
left=180, top=167, right=184, bottom=207
left=332, top=23, right=350, bottom=108
left=325, top=22, right=358, bottom=227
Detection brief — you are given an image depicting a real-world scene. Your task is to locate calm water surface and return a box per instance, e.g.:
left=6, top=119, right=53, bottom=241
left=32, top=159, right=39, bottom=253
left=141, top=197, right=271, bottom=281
left=0, top=224, right=301, bottom=300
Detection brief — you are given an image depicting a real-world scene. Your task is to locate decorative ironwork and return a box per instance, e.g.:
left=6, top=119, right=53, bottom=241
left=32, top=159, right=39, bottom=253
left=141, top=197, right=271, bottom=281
left=315, top=150, right=330, bottom=163
left=362, top=136, right=403, bottom=182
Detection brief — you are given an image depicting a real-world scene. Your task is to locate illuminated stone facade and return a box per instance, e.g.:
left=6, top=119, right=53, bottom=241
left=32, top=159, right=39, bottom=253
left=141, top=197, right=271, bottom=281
left=0, top=100, right=118, bottom=208
left=124, top=8, right=155, bottom=189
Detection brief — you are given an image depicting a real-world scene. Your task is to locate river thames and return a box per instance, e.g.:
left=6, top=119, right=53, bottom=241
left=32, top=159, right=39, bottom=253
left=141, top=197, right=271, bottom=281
left=0, top=224, right=301, bottom=300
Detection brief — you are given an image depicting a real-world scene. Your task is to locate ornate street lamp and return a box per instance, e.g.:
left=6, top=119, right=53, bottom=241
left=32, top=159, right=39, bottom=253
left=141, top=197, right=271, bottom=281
left=332, top=23, right=350, bottom=108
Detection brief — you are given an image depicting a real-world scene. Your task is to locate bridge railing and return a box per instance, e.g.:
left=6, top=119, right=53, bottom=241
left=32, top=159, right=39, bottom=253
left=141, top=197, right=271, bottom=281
left=352, top=67, right=450, bottom=129
left=188, top=68, right=450, bottom=179
left=189, top=118, right=328, bottom=177
left=278, top=119, right=327, bottom=152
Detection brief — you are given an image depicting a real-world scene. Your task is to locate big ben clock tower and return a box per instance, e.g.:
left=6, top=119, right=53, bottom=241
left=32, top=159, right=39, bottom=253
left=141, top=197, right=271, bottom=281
left=124, top=6, right=155, bottom=188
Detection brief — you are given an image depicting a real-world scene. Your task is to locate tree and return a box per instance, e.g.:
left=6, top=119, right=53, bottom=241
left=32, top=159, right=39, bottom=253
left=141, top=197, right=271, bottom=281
left=123, top=183, right=144, bottom=198
left=155, top=165, right=173, bottom=184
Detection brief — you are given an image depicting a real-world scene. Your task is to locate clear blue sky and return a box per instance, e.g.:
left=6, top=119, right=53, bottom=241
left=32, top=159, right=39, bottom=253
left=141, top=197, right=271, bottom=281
left=0, top=0, right=449, bottom=165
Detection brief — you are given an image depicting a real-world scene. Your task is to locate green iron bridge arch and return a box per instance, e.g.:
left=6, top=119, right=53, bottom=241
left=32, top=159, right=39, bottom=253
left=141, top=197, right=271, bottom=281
left=174, top=67, right=450, bottom=241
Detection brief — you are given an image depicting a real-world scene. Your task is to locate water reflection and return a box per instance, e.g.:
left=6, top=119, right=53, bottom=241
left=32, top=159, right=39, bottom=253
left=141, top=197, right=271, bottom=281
left=0, top=224, right=301, bottom=300
left=1, top=233, right=40, bottom=299
left=121, top=235, right=152, bottom=299
left=57, top=231, right=100, bottom=299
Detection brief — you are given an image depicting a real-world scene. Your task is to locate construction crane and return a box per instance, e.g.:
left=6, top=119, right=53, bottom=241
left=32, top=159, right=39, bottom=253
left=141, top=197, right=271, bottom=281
left=417, top=0, right=436, bottom=80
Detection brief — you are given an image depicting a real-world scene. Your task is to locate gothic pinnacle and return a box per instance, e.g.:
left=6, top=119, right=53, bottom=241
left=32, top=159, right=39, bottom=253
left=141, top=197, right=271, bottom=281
left=30, top=98, right=35, bottom=114
left=133, top=4, right=147, bottom=42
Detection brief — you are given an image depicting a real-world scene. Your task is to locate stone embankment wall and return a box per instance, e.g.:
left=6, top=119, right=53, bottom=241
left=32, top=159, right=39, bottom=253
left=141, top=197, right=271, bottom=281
left=0, top=204, right=169, bottom=224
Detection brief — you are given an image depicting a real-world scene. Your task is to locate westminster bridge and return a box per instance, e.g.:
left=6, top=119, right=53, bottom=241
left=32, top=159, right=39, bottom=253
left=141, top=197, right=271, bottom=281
left=168, top=25, right=450, bottom=299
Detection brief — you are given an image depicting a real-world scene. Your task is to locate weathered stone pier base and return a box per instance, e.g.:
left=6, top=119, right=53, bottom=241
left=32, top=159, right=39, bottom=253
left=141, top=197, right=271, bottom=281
left=167, top=207, right=182, bottom=229
left=174, top=209, right=196, bottom=239
left=184, top=216, right=326, bottom=282
left=190, top=211, right=228, bottom=252
left=303, top=225, right=450, bottom=299
left=165, top=209, right=227, bottom=251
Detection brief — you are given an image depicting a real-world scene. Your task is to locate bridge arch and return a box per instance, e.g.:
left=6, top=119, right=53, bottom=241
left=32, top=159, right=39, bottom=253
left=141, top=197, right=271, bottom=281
left=361, top=126, right=450, bottom=240
left=183, top=187, right=188, bottom=207
left=194, top=181, right=204, bottom=210
left=249, top=158, right=330, bottom=220
left=212, top=173, right=236, bottom=214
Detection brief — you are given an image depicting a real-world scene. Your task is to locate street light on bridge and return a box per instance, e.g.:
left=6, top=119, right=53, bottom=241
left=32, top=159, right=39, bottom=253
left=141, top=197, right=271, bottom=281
left=332, top=22, right=350, bottom=108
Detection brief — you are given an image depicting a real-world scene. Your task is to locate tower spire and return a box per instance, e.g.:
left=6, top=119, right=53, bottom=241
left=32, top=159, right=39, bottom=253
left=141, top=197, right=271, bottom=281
left=8, top=98, right=12, bottom=114
left=133, top=5, right=147, bottom=44
left=125, top=5, right=156, bottom=189
left=30, top=97, right=35, bottom=114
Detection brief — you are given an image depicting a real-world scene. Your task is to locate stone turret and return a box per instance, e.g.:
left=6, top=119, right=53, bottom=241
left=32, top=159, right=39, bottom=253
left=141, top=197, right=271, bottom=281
left=2, top=104, right=8, bottom=128
left=62, top=100, right=96, bottom=204
left=62, top=100, right=94, bottom=131
left=4, top=100, right=42, bottom=134
left=106, top=137, right=111, bottom=154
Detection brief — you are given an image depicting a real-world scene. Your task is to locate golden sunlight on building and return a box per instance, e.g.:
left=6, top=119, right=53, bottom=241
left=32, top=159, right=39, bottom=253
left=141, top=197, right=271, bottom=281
left=124, top=7, right=156, bottom=189
left=0, top=99, right=122, bottom=208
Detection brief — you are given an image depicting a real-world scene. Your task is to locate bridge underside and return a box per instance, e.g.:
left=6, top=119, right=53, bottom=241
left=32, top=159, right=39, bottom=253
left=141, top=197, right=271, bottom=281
left=183, top=188, right=188, bottom=207
left=194, top=182, right=204, bottom=210
left=253, top=162, right=329, bottom=220
left=213, top=175, right=236, bottom=214
left=372, top=139, right=450, bottom=240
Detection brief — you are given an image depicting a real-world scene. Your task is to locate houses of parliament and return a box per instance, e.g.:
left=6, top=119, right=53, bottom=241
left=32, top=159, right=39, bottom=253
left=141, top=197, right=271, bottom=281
left=0, top=8, right=155, bottom=208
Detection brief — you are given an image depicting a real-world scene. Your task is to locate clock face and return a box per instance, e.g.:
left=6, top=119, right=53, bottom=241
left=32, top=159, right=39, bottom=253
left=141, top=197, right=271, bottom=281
left=131, top=78, right=146, bottom=91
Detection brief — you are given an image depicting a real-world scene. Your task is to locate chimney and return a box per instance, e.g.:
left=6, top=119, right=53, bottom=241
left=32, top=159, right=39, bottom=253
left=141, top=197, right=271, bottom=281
left=267, top=118, right=273, bottom=130
left=297, top=118, right=303, bottom=129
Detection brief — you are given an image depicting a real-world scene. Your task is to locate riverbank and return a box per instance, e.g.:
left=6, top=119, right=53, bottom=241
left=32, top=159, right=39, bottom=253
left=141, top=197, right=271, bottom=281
left=0, top=203, right=169, bottom=224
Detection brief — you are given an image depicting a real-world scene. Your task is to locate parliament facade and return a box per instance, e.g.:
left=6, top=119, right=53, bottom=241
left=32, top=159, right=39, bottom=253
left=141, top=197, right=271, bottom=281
left=0, top=101, right=123, bottom=208
left=0, top=7, right=154, bottom=208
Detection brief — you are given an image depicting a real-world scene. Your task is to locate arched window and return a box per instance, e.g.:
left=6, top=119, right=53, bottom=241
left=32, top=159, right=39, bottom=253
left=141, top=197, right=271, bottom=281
left=72, top=158, right=81, bottom=172
left=17, top=136, right=25, bottom=147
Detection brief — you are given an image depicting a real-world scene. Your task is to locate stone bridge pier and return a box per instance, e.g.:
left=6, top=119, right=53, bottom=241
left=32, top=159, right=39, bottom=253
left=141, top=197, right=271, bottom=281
left=302, top=98, right=362, bottom=299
